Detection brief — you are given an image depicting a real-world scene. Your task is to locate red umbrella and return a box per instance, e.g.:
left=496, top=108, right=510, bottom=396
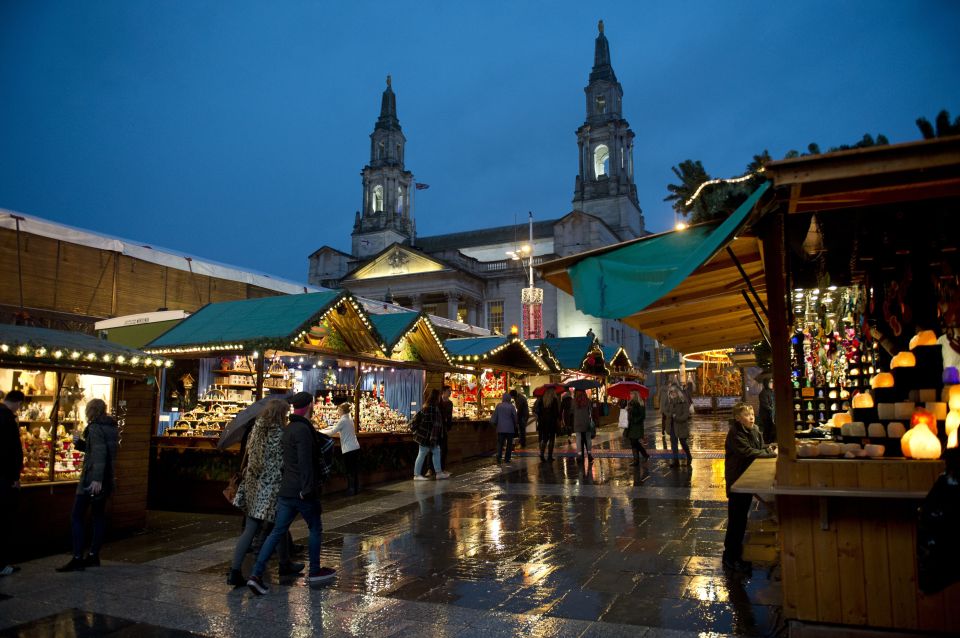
left=533, top=383, right=567, bottom=397
left=607, top=381, right=649, bottom=401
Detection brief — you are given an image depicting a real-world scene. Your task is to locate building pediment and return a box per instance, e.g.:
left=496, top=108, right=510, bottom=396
left=345, top=244, right=447, bottom=281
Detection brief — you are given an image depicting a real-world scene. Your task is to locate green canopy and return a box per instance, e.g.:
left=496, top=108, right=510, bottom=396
left=567, top=182, right=770, bottom=319
left=526, top=336, right=596, bottom=371
left=369, top=312, right=421, bottom=349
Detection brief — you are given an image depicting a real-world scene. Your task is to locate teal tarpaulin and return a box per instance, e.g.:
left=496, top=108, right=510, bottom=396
left=568, top=181, right=770, bottom=319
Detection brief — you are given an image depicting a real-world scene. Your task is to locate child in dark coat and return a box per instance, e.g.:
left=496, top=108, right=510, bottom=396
left=723, top=402, right=776, bottom=574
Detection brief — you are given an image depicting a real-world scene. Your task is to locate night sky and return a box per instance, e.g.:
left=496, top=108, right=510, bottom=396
left=1, top=1, right=958, bottom=283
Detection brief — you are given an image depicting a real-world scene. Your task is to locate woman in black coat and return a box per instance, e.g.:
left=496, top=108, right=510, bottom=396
left=534, top=388, right=561, bottom=462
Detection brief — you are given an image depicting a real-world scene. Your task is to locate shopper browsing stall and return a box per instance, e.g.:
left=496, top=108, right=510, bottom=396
left=0, top=390, right=24, bottom=577
left=492, top=392, right=519, bottom=464
left=320, top=403, right=361, bottom=495
left=411, top=389, right=449, bottom=480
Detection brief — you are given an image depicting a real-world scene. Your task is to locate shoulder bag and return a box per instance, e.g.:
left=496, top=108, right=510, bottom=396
left=222, top=448, right=248, bottom=505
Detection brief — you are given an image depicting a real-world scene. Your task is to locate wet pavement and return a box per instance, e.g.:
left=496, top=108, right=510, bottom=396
left=0, top=414, right=782, bottom=637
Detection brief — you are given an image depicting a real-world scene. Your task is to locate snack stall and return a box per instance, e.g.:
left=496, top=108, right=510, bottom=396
left=0, top=324, right=168, bottom=558
left=142, top=293, right=459, bottom=508
left=540, top=138, right=960, bottom=635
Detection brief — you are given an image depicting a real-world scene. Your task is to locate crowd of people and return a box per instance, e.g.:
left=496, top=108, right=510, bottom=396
left=0, top=375, right=779, bottom=587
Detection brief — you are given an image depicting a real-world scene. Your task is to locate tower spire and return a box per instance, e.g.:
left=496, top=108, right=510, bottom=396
left=590, top=20, right=616, bottom=83
left=376, top=74, right=401, bottom=131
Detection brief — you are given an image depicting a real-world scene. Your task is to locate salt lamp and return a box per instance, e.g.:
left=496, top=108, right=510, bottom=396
left=943, top=367, right=960, bottom=385
left=911, top=409, right=938, bottom=435
left=890, top=352, right=916, bottom=368
left=871, top=373, right=894, bottom=389
left=949, top=385, right=960, bottom=411
left=946, top=410, right=960, bottom=439
left=908, top=330, right=937, bottom=349
left=948, top=430, right=958, bottom=449
left=840, top=389, right=850, bottom=400
left=852, top=393, right=874, bottom=408
left=900, top=426, right=915, bottom=456
left=833, top=413, right=853, bottom=427
left=905, top=424, right=942, bottom=459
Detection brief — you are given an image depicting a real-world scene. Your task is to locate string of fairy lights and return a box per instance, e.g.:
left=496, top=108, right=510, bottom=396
left=676, top=168, right=765, bottom=230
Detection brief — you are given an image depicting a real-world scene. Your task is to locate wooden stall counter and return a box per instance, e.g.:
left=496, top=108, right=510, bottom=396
left=448, top=419, right=497, bottom=464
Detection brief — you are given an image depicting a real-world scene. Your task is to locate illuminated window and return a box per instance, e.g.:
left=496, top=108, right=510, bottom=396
left=595, top=95, right=606, bottom=114
left=377, top=141, right=384, bottom=159
left=593, top=145, right=609, bottom=177
left=487, top=300, right=504, bottom=335
left=372, top=185, right=384, bottom=212
left=457, top=302, right=468, bottom=323
left=397, top=186, right=404, bottom=214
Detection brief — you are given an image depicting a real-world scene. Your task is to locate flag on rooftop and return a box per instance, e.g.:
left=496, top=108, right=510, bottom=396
left=415, top=183, right=430, bottom=190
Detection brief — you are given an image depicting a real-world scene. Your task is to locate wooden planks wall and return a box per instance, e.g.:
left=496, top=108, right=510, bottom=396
left=110, top=379, right=157, bottom=531
left=0, top=227, right=288, bottom=320
left=778, top=458, right=959, bottom=633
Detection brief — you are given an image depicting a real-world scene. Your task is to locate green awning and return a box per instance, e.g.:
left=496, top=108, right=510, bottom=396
left=369, top=312, right=421, bottom=349
left=567, top=182, right=770, bottom=319
left=443, top=335, right=548, bottom=373
left=526, top=336, right=595, bottom=371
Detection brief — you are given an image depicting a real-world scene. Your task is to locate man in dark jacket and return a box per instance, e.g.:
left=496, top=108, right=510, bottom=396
left=247, top=392, right=335, bottom=595
left=510, top=389, right=529, bottom=447
left=0, top=390, right=24, bottom=577
left=723, top=402, right=776, bottom=575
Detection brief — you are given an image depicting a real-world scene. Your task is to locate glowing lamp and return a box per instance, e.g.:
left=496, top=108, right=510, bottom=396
left=904, top=424, right=942, bottom=460
left=946, top=410, right=960, bottom=439
left=943, top=367, right=960, bottom=385
left=890, top=352, right=916, bottom=368
left=900, top=426, right=915, bottom=456
left=908, top=330, right=937, bottom=349
left=852, top=393, right=874, bottom=409
left=871, top=373, right=894, bottom=389
left=949, top=430, right=958, bottom=449
left=949, top=385, right=960, bottom=411
left=510, top=325, right=519, bottom=335
left=910, top=409, right=938, bottom=435
left=833, top=413, right=853, bottom=428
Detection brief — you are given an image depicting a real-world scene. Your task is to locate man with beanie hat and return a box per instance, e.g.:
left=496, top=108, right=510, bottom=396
left=247, top=392, right=335, bottom=594
left=0, top=390, right=25, bottom=576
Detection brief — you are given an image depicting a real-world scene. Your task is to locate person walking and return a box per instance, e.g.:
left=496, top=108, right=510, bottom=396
left=492, top=393, right=518, bottom=464
left=666, top=384, right=693, bottom=467
left=510, top=389, right=529, bottom=448
left=320, top=402, right=360, bottom=495
left=56, top=399, right=118, bottom=572
left=626, top=390, right=650, bottom=466
left=246, top=392, right=336, bottom=595
left=533, top=387, right=560, bottom=461
left=227, top=399, right=303, bottom=587
left=560, top=390, right=574, bottom=441
left=0, top=390, right=24, bottom=577
left=411, top=389, right=449, bottom=480
left=658, top=382, right=669, bottom=435
left=723, top=403, right=776, bottom=574
left=757, top=378, right=776, bottom=447
left=422, top=386, right=454, bottom=477
left=572, top=389, right=597, bottom=463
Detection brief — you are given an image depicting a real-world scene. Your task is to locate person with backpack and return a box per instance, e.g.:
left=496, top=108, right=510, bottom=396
left=411, top=389, right=449, bottom=480
left=247, top=392, right=335, bottom=595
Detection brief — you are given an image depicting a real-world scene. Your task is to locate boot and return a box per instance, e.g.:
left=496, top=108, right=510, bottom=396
left=227, top=569, right=246, bottom=587
left=630, top=450, right=640, bottom=466
left=55, top=557, right=85, bottom=572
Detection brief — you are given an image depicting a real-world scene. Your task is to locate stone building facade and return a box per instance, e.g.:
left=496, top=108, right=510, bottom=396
left=308, top=22, right=653, bottom=366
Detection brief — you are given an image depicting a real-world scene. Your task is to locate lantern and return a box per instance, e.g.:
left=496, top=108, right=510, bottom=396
left=871, top=373, right=895, bottom=389
left=890, top=352, right=916, bottom=368
left=904, top=424, right=942, bottom=459
left=911, top=409, right=938, bottom=435
left=908, top=330, right=937, bottom=349
left=949, top=385, right=960, bottom=411
left=852, top=393, right=874, bottom=408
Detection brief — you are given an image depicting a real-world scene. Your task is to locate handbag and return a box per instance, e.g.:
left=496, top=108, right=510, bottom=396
left=222, top=448, right=248, bottom=505
left=617, top=408, right=629, bottom=430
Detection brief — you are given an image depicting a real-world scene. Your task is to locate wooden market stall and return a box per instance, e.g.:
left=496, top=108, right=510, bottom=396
left=0, top=324, right=168, bottom=559
left=142, top=290, right=458, bottom=509
left=539, top=137, right=960, bottom=635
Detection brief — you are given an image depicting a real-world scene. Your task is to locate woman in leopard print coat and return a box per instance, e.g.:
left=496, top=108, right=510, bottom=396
left=227, top=399, right=300, bottom=585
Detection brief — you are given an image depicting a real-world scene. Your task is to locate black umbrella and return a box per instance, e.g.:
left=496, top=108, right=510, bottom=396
left=218, top=395, right=288, bottom=450
left=566, top=378, right=602, bottom=391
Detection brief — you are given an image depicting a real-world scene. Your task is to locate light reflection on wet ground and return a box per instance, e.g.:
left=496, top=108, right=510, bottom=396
left=0, top=414, right=781, bottom=637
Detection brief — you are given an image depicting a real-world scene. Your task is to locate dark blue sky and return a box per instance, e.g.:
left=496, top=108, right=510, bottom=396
left=2, top=1, right=958, bottom=283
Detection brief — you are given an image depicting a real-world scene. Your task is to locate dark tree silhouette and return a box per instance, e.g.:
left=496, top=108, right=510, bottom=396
left=917, top=109, right=960, bottom=139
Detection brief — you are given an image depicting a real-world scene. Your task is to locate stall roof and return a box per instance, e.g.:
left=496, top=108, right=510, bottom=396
left=602, top=345, right=633, bottom=369
left=145, top=291, right=386, bottom=356
left=443, top=335, right=549, bottom=374
left=369, top=311, right=451, bottom=366
left=539, top=182, right=770, bottom=354
left=0, top=324, right=170, bottom=376
left=526, top=336, right=596, bottom=372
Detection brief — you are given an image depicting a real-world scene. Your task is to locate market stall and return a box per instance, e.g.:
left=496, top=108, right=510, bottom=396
left=682, top=349, right=742, bottom=413
left=0, top=324, right=168, bottom=559
left=538, top=137, right=960, bottom=635
left=142, top=291, right=456, bottom=509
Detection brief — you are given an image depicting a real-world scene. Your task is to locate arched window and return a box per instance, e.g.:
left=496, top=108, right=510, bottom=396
left=595, top=95, right=606, bottom=114
left=372, top=185, right=384, bottom=212
left=377, top=141, right=385, bottom=160
left=593, top=144, right=610, bottom=178
left=397, top=186, right=404, bottom=214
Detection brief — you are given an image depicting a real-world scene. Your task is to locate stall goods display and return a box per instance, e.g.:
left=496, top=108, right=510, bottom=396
left=166, top=399, right=247, bottom=437
left=19, top=422, right=84, bottom=482
left=358, top=395, right=409, bottom=433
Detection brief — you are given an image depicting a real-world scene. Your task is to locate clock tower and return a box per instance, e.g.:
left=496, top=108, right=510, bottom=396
left=572, top=21, right=645, bottom=240
left=352, top=76, right=416, bottom=259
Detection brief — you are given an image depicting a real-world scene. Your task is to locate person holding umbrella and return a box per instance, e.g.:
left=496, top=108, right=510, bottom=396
left=227, top=399, right=302, bottom=587
left=572, top=389, right=597, bottom=463
left=625, top=390, right=651, bottom=465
